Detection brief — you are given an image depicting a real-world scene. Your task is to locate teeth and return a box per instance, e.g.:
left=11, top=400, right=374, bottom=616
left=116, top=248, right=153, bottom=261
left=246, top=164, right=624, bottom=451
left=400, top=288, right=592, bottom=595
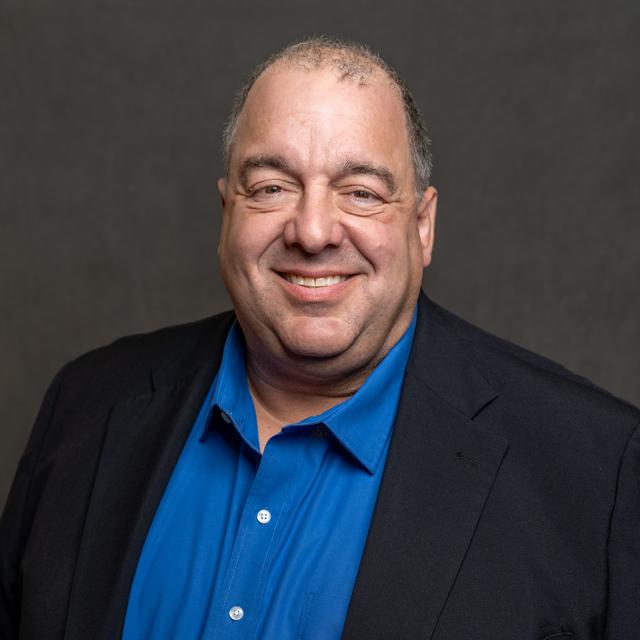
left=283, top=273, right=349, bottom=288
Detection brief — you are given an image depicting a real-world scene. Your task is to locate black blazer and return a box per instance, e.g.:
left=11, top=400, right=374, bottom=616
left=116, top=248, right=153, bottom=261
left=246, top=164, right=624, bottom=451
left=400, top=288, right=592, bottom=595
left=1, top=294, right=639, bottom=639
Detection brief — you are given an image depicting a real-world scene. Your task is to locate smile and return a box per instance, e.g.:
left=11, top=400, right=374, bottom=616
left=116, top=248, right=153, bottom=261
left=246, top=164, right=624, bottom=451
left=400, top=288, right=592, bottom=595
left=280, top=273, right=351, bottom=288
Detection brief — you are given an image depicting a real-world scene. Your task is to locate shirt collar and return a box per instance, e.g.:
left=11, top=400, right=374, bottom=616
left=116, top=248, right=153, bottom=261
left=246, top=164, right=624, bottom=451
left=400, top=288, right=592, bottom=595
left=201, top=311, right=417, bottom=474
left=199, top=322, right=261, bottom=451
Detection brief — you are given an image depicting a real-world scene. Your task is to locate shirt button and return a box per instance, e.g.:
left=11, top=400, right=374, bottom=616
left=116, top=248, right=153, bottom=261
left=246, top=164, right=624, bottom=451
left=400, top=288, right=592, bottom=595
left=221, top=412, right=231, bottom=423
left=256, top=509, right=272, bottom=524
left=229, top=605, right=244, bottom=621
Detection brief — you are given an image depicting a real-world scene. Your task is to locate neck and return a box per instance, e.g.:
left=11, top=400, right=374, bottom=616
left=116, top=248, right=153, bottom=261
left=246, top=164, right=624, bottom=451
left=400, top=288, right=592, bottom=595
left=249, top=356, right=357, bottom=434
left=246, top=349, right=369, bottom=452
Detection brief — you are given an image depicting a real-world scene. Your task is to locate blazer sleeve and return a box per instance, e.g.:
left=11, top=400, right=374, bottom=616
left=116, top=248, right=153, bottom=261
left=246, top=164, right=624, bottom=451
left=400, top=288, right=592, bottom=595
left=0, top=366, right=67, bottom=640
left=605, top=420, right=640, bottom=639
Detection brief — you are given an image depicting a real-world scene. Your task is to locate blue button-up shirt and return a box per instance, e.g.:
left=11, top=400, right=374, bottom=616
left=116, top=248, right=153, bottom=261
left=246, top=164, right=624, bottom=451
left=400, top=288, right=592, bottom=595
left=122, top=313, right=416, bottom=639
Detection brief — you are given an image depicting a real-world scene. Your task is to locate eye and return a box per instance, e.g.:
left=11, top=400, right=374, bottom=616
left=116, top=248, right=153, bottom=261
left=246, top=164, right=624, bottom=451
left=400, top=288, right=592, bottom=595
left=347, top=188, right=383, bottom=203
left=247, top=183, right=290, bottom=203
left=251, top=184, right=283, bottom=197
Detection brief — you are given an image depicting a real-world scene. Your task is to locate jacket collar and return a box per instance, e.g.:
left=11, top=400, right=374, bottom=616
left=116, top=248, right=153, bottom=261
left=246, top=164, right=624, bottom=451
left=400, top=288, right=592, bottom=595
left=149, top=311, right=235, bottom=392
left=406, top=292, right=497, bottom=418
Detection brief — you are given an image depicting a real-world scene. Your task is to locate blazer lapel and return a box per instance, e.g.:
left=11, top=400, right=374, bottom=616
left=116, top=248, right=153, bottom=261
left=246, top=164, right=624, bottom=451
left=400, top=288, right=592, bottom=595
left=343, top=295, right=509, bottom=640
left=63, top=315, right=233, bottom=640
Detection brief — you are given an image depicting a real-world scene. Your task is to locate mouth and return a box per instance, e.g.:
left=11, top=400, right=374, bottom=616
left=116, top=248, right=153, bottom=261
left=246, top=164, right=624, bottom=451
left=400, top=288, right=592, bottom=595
left=277, top=272, right=352, bottom=288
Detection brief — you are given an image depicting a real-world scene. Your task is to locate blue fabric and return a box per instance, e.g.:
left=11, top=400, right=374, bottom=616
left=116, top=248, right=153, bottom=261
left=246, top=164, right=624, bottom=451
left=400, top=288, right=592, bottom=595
left=122, top=313, right=416, bottom=640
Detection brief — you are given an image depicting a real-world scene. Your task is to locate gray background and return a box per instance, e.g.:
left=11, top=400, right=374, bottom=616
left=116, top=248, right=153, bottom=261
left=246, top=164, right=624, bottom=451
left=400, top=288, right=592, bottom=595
left=1, top=0, right=638, bottom=509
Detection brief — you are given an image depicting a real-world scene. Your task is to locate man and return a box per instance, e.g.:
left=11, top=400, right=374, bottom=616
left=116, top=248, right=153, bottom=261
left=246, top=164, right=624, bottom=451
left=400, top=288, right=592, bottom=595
left=1, top=37, right=638, bottom=640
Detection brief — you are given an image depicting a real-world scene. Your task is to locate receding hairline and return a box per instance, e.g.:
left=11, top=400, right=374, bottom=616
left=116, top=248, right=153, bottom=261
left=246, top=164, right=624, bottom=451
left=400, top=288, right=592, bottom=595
left=260, top=41, right=390, bottom=84
left=222, top=37, right=433, bottom=192
left=254, top=54, right=394, bottom=88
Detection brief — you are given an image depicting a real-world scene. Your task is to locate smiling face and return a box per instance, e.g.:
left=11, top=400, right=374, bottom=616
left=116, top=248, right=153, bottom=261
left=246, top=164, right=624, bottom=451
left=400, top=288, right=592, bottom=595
left=218, top=63, right=437, bottom=386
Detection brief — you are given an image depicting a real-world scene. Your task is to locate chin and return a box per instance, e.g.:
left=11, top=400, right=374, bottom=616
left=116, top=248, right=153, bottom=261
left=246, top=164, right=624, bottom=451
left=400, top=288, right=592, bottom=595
left=280, top=317, right=359, bottom=360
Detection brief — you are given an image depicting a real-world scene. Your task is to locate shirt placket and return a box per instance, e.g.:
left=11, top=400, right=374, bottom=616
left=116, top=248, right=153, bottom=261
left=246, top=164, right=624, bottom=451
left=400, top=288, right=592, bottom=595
left=204, top=434, right=298, bottom=639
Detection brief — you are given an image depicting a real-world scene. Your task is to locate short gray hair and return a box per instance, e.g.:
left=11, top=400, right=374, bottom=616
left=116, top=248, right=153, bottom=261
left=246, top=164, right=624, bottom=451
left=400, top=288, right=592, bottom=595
left=221, top=36, right=433, bottom=193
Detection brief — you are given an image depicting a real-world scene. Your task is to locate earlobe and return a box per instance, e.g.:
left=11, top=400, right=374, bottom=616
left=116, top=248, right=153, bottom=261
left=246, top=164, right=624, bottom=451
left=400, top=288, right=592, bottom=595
left=417, top=186, right=438, bottom=267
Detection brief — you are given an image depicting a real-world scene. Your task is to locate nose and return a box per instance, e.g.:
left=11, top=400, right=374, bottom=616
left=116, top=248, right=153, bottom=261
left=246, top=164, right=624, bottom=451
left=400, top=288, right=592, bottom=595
left=282, top=190, right=344, bottom=254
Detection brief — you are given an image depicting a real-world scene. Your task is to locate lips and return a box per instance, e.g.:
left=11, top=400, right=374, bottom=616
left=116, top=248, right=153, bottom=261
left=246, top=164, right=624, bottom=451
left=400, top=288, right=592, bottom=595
left=281, top=273, right=350, bottom=288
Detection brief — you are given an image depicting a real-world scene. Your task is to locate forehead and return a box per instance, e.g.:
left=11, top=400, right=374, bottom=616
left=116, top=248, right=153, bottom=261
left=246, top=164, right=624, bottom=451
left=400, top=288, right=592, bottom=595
left=231, top=64, right=411, bottom=174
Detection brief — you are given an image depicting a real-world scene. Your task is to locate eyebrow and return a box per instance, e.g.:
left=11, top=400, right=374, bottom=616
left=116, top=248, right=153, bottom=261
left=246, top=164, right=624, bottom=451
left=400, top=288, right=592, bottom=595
left=237, top=154, right=398, bottom=196
left=238, top=154, right=294, bottom=190
left=336, top=159, right=398, bottom=195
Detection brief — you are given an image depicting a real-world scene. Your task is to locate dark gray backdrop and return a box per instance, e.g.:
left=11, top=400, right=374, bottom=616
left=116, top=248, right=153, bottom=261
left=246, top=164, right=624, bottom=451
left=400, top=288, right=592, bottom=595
left=2, top=0, right=639, bottom=509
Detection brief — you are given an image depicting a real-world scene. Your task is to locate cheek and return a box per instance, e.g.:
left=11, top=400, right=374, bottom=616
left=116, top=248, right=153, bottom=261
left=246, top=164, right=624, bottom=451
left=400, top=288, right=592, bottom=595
left=346, top=217, right=387, bottom=257
left=220, top=211, right=283, bottom=273
left=348, top=217, right=417, bottom=275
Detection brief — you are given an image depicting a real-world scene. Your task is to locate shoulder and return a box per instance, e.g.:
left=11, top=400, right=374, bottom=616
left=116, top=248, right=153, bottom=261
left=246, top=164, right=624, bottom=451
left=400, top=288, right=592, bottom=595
left=418, top=299, right=640, bottom=523
left=57, top=310, right=235, bottom=403
left=429, top=299, right=640, bottom=434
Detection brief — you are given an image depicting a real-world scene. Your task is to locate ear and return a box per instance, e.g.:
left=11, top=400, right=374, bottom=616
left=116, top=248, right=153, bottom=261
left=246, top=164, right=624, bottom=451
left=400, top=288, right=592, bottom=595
left=217, top=177, right=227, bottom=209
left=217, top=178, right=227, bottom=259
left=417, top=186, right=438, bottom=267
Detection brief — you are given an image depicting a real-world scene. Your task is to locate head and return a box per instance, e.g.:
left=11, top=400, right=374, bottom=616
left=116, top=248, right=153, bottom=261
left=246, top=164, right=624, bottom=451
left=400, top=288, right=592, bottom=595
left=217, top=37, right=438, bottom=388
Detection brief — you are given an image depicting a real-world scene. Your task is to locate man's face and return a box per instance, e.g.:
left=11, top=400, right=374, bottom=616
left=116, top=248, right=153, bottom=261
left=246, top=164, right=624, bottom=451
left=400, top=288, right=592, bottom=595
left=218, top=64, right=437, bottom=380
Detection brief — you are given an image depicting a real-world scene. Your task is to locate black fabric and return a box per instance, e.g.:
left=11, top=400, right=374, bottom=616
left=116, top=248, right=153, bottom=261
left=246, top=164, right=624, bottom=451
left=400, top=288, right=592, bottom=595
left=1, top=294, right=638, bottom=639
